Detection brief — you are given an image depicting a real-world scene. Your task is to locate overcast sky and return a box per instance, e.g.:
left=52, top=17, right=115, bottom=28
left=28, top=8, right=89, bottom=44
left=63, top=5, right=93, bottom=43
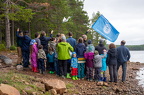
left=83, top=0, right=144, bottom=45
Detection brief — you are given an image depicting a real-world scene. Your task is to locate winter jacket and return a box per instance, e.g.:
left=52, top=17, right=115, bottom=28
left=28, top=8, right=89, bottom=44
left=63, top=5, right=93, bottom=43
left=101, top=54, right=107, bottom=71
left=117, top=45, right=130, bottom=63
left=57, top=42, right=74, bottom=60
left=21, top=35, right=31, bottom=51
left=39, top=34, right=52, bottom=52
left=106, top=48, right=117, bottom=65
left=84, top=52, right=94, bottom=67
left=86, top=44, right=95, bottom=53
left=75, top=43, right=86, bottom=58
left=47, top=52, right=55, bottom=63
left=38, top=49, right=46, bottom=59
left=93, top=52, right=106, bottom=68
left=71, top=57, right=78, bottom=68
left=16, top=31, right=23, bottom=47
left=95, top=44, right=107, bottom=55
left=66, top=37, right=77, bottom=48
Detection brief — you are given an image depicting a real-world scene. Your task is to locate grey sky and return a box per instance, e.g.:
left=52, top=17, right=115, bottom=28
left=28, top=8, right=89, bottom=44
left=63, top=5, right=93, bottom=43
left=83, top=0, right=144, bottom=45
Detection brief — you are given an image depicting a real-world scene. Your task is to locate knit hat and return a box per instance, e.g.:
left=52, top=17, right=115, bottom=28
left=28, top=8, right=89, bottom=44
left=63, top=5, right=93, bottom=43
left=94, top=50, right=99, bottom=55
left=30, top=39, right=36, bottom=45
left=88, top=39, right=92, bottom=44
left=72, top=52, right=76, bottom=55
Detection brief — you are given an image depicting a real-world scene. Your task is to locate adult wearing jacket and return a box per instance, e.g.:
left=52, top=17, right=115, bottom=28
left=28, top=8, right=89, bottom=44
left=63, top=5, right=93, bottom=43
left=117, top=40, right=130, bottom=82
left=95, top=39, right=107, bottom=55
left=39, top=31, right=53, bottom=54
left=106, top=43, right=118, bottom=83
left=21, top=31, right=31, bottom=68
left=56, top=35, right=74, bottom=78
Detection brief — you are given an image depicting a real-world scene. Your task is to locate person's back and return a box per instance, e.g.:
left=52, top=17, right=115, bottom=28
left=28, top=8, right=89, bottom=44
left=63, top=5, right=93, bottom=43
left=95, top=39, right=107, bottom=55
left=22, top=32, right=31, bottom=51
left=75, top=43, right=86, bottom=58
left=66, top=32, right=77, bottom=48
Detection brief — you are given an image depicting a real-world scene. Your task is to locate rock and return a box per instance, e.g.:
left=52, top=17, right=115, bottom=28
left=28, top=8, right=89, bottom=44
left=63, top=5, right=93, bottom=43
left=97, top=81, right=103, bottom=86
left=16, top=65, right=23, bottom=71
left=0, top=55, right=12, bottom=65
left=0, top=59, right=3, bottom=63
left=44, top=79, right=66, bottom=95
left=0, top=84, right=20, bottom=95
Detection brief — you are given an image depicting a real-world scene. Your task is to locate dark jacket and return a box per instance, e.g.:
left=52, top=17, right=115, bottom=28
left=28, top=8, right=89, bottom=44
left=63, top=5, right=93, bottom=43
left=39, top=34, right=52, bottom=52
left=16, top=31, right=23, bottom=47
left=95, top=44, right=107, bottom=55
left=117, top=45, right=130, bottom=63
left=66, top=37, right=77, bottom=48
left=21, top=35, right=31, bottom=51
left=106, top=48, right=117, bottom=65
left=75, top=43, right=86, bottom=58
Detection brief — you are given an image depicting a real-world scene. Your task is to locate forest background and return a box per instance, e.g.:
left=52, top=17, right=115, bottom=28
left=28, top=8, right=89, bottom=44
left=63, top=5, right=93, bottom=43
left=0, top=0, right=143, bottom=51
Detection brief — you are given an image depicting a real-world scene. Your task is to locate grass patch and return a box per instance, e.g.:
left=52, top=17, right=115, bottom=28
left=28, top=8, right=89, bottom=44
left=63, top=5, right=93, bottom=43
left=66, top=83, right=74, bottom=89
left=0, top=70, right=48, bottom=95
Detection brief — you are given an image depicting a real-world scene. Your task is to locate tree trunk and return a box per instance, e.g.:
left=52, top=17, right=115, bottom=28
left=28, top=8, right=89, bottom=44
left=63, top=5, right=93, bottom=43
left=11, top=20, right=14, bottom=46
left=5, top=9, right=11, bottom=48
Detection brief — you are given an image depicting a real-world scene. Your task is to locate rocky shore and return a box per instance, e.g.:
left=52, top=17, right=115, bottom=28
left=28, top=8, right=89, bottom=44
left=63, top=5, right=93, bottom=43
left=0, top=51, right=144, bottom=95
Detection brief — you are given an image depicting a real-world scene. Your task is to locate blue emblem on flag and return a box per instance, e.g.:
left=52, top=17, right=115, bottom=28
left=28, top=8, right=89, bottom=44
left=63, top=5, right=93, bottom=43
left=92, top=15, right=119, bottom=42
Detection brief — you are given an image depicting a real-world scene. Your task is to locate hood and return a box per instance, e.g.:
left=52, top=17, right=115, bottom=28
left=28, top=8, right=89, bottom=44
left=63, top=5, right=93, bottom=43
left=59, top=42, right=68, bottom=46
left=98, top=43, right=104, bottom=47
left=108, top=48, right=117, bottom=57
left=39, top=49, right=44, bottom=53
left=77, top=43, right=85, bottom=47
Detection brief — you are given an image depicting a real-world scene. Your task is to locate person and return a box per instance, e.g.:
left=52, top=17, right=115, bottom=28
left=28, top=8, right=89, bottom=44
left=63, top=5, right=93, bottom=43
left=75, top=37, right=86, bottom=79
left=71, top=52, right=78, bottom=80
left=66, top=32, right=77, bottom=78
left=93, top=50, right=106, bottom=85
left=39, top=30, right=53, bottom=54
left=47, top=46, right=55, bottom=74
left=38, top=45, right=47, bottom=74
left=30, top=39, right=38, bottom=72
left=82, top=34, right=88, bottom=47
left=66, top=32, right=77, bottom=48
left=106, top=43, right=118, bottom=83
left=95, top=39, right=107, bottom=55
left=56, top=35, right=74, bottom=78
left=21, top=31, right=31, bottom=68
left=16, top=28, right=23, bottom=65
left=84, top=40, right=95, bottom=81
left=34, top=32, right=41, bottom=48
left=117, top=40, right=131, bottom=82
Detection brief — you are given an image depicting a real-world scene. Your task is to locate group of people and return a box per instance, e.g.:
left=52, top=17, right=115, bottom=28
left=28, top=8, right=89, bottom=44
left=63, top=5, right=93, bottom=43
left=16, top=28, right=130, bottom=85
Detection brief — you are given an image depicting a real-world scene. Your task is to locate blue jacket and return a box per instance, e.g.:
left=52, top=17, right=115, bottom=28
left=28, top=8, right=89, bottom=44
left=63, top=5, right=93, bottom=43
left=117, top=45, right=130, bottom=63
left=16, top=31, right=23, bottom=47
left=47, top=52, right=55, bottom=63
left=75, top=43, right=86, bottom=58
left=21, top=35, right=31, bottom=51
left=66, top=37, right=77, bottom=48
left=71, top=57, right=78, bottom=68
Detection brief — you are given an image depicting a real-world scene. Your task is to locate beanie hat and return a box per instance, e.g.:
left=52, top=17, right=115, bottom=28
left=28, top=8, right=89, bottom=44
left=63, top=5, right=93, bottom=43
left=94, top=50, right=99, bottom=55
left=30, top=39, right=36, bottom=45
left=88, top=39, right=92, bottom=44
left=72, top=52, right=76, bottom=55
left=61, top=36, right=66, bottom=41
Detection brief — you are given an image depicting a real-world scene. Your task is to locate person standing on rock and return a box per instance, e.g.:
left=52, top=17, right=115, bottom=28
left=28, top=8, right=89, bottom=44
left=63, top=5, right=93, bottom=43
left=16, top=28, right=23, bottom=65
left=117, top=40, right=131, bottom=82
left=106, top=43, right=118, bottom=83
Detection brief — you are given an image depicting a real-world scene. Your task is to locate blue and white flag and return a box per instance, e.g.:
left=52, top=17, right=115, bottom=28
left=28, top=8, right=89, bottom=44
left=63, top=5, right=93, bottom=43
left=92, top=15, right=119, bottom=42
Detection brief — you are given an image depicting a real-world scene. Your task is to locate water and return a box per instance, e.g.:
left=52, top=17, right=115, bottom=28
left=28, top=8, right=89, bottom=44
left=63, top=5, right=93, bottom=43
left=130, top=51, right=144, bottom=63
left=136, top=68, right=144, bottom=87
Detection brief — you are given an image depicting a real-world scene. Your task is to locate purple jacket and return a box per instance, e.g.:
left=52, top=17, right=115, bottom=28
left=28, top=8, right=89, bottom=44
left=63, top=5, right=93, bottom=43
left=84, top=52, right=94, bottom=67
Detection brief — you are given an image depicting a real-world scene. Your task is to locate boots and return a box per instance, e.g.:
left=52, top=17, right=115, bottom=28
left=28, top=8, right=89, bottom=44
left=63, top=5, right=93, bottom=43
left=66, top=73, right=71, bottom=78
left=34, top=67, right=38, bottom=73
left=32, top=67, right=34, bottom=72
left=75, top=76, right=78, bottom=80
left=72, top=76, right=76, bottom=80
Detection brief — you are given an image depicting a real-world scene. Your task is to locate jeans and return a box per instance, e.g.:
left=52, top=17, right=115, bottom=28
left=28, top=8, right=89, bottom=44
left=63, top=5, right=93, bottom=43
left=54, top=58, right=60, bottom=75
left=22, top=50, right=30, bottom=68
left=108, top=64, right=117, bottom=82
left=117, top=62, right=127, bottom=82
left=38, top=58, right=45, bottom=72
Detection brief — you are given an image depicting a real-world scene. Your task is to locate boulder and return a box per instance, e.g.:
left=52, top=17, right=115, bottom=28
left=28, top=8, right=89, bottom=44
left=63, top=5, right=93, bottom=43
left=44, top=79, right=66, bottom=95
left=0, top=84, right=20, bottom=95
left=0, top=55, right=12, bottom=65
left=16, top=65, right=23, bottom=71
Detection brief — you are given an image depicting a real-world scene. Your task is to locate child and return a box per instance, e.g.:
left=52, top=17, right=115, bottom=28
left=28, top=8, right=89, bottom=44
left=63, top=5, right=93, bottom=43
left=84, top=40, right=95, bottom=81
left=93, top=50, right=106, bottom=85
left=47, top=46, right=55, bottom=74
left=38, top=45, right=47, bottom=74
left=30, top=39, right=38, bottom=72
left=71, top=52, right=78, bottom=80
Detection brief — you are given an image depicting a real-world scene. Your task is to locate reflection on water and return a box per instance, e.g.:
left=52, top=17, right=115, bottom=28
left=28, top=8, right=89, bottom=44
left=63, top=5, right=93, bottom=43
left=136, top=68, right=144, bottom=87
left=130, top=51, right=144, bottom=63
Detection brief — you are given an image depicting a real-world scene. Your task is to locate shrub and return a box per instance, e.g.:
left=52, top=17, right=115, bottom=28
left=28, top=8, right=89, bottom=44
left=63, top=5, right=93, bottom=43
left=10, top=45, right=16, bottom=50
left=0, top=44, right=6, bottom=51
